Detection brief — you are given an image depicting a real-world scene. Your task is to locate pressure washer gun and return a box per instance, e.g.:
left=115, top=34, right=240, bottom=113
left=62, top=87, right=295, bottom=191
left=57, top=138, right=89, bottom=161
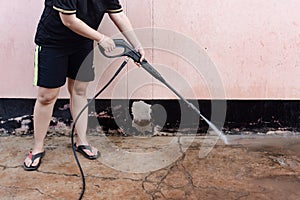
left=98, top=39, right=165, bottom=84
left=98, top=39, right=228, bottom=144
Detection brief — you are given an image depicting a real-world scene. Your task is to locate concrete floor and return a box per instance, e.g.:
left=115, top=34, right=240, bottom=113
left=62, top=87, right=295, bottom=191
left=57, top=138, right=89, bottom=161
left=0, top=134, right=300, bottom=200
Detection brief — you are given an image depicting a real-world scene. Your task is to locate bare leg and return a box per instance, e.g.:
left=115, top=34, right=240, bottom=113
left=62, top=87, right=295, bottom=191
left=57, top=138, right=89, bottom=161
left=24, top=87, right=60, bottom=168
left=67, top=78, right=98, bottom=156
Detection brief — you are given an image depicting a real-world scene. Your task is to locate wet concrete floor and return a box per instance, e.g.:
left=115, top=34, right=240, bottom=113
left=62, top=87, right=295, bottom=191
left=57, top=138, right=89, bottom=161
left=0, top=134, right=299, bottom=199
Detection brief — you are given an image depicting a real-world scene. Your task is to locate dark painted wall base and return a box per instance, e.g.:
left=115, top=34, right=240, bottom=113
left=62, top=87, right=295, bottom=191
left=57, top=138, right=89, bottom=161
left=0, top=98, right=299, bottom=135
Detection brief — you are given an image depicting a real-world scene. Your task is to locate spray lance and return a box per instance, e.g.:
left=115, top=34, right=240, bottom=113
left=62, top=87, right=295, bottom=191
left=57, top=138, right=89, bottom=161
left=98, top=39, right=228, bottom=144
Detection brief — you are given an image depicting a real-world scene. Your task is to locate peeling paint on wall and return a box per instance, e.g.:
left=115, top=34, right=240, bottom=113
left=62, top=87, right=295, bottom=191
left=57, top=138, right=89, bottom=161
left=0, top=99, right=299, bottom=136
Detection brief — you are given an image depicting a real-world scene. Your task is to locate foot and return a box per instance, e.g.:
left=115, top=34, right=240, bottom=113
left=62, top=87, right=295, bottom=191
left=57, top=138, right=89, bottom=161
left=74, top=144, right=100, bottom=160
left=23, top=151, right=45, bottom=171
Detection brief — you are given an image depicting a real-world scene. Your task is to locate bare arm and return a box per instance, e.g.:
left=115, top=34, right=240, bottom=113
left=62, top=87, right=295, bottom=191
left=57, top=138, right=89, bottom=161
left=59, top=12, right=144, bottom=60
left=59, top=13, right=115, bottom=51
left=109, top=12, right=145, bottom=61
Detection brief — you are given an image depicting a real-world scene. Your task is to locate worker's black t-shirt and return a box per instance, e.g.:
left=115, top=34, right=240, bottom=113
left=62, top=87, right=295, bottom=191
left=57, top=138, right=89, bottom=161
left=35, top=0, right=123, bottom=47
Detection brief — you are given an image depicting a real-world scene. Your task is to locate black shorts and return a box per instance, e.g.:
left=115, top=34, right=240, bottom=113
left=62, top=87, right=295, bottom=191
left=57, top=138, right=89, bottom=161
left=33, top=43, right=95, bottom=88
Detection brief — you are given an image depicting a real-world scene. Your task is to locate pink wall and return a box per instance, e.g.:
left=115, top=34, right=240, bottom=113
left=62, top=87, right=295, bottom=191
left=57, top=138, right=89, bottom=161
left=1, top=0, right=299, bottom=99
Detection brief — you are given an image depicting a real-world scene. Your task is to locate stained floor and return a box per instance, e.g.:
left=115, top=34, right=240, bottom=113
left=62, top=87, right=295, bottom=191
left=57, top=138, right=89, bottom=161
left=0, top=134, right=299, bottom=200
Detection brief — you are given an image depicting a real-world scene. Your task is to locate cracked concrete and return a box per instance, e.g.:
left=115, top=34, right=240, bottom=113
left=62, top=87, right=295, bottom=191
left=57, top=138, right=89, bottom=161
left=0, top=134, right=300, bottom=199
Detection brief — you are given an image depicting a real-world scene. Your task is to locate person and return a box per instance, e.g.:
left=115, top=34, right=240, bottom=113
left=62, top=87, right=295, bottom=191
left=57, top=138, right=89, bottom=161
left=23, top=0, right=145, bottom=171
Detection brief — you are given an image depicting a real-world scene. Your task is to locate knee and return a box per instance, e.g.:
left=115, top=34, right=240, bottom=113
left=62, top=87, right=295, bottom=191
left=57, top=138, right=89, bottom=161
left=69, top=84, right=87, bottom=97
left=73, top=87, right=87, bottom=97
left=37, top=91, right=58, bottom=105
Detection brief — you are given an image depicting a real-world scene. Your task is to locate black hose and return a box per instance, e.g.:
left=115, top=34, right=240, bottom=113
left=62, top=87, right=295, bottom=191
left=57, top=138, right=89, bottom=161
left=71, top=58, right=129, bottom=200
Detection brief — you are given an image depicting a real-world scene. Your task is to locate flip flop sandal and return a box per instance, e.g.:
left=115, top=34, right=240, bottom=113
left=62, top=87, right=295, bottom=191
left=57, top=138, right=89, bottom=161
left=74, top=144, right=100, bottom=160
left=23, top=151, right=45, bottom=171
